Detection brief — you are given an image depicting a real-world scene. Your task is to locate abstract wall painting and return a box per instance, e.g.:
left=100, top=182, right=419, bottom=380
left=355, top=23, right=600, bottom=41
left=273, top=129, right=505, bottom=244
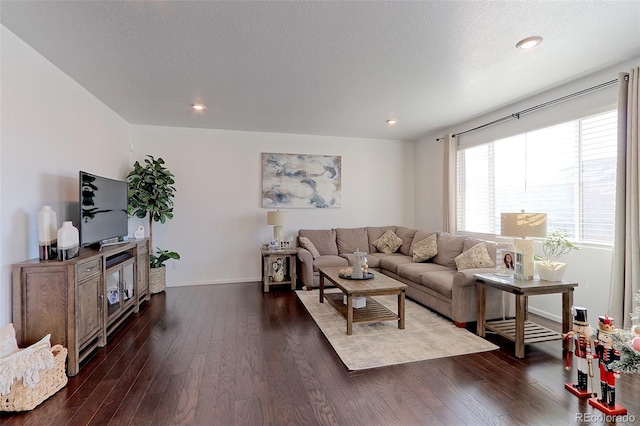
left=262, top=153, right=341, bottom=208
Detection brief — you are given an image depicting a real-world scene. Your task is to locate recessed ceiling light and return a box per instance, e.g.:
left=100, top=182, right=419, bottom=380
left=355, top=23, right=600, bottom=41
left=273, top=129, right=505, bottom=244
left=192, top=103, right=206, bottom=111
left=516, top=36, right=543, bottom=50
left=386, top=119, right=398, bottom=126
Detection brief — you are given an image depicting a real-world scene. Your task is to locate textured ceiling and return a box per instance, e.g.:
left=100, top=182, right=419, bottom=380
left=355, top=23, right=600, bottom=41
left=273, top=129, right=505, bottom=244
left=2, top=1, right=639, bottom=141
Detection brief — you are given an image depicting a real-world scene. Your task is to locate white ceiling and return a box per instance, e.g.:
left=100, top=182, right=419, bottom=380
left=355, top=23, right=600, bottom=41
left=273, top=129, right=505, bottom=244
left=2, top=1, right=639, bottom=141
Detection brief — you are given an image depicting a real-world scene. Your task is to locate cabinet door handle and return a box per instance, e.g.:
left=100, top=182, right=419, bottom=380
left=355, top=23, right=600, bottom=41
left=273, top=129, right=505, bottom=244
left=85, top=267, right=94, bottom=272
left=100, top=294, right=103, bottom=311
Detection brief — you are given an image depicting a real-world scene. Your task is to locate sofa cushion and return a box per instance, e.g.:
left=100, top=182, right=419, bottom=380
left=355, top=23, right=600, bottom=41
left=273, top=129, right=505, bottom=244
left=374, top=229, right=403, bottom=254
left=420, top=270, right=458, bottom=298
left=379, top=253, right=413, bottom=274
left=299, top=229, right=338, bottom=256
left=412, top=234, right=438, bottom=262
left=299, top=236, right=320, bottom=258
left=312, top=255, right=348, bottom=272
left=433, top=233, right=467, bottom=268
left=366, top=226, right=396, bottom=253
left=395, top=226, right=417, bottom=256
left=410, top=230, right=438, bottom=255
left=455, top=242, right=494, bottom=270
left=463, top=237, right=497, bottom=263
left=397, top=262, right=451, bottom=283
left=336, top=227, right=369, bottom=255
left=365, top=253, right=383, bottom=268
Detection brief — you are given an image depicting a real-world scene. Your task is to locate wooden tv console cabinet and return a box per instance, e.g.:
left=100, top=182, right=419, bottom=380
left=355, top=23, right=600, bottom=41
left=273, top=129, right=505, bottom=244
left=12, top=238, right=150, bottom=376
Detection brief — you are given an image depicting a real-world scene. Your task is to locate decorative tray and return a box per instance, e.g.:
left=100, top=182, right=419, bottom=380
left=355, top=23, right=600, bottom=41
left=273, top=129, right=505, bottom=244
left=338, top=272, right=374, bottom=280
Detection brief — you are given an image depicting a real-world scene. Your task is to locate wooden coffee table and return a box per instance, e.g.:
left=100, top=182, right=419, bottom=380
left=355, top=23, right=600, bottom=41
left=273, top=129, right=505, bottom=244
left=318, top=266, right=407, bottom=335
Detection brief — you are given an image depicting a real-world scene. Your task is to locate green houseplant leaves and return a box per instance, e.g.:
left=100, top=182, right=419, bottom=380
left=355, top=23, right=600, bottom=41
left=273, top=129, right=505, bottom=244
left=127, top=155, right=179, bottom=268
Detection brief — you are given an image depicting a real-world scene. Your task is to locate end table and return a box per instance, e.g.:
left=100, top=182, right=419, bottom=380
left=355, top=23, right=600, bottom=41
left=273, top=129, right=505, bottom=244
left=260, top=248, right=297, bottom=292
left=475, top=272, right=578, bottom=358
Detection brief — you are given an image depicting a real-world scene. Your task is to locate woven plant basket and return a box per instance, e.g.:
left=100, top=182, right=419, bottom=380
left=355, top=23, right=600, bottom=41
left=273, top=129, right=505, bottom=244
left=149, top=265, right=166, bottom=294
left=0, top=344, right=68, bottom=412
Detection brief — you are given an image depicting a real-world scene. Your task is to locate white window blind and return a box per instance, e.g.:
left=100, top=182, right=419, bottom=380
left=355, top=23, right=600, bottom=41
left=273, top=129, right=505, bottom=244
left=456, top=109, right=617, bottom=244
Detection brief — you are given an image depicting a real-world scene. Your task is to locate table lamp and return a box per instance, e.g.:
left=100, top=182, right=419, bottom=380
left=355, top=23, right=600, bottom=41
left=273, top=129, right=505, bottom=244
left=267, top=210, right=289, bottom=246
left=501, top=211, right=547, bottom=280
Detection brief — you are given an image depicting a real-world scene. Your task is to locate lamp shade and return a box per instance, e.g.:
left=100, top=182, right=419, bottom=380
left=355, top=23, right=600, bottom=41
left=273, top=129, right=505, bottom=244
left=500, top=212, right=547, bottom=238
left=267, top=210, right=289, bottom=226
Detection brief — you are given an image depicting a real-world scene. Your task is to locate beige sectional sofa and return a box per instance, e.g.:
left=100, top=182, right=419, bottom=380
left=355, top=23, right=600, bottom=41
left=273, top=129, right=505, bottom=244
left=296, top=226, right=505, bottom=326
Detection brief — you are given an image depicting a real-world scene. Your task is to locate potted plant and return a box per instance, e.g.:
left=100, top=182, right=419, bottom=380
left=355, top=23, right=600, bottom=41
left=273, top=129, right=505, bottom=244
left=535, top=231, right=580, bottom=281
left=127, top=155, right=179, bottom=293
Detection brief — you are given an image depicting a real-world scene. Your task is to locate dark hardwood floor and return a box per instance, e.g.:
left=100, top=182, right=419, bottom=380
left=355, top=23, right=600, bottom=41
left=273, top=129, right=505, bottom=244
left=2, top=282, right=639, bottom=425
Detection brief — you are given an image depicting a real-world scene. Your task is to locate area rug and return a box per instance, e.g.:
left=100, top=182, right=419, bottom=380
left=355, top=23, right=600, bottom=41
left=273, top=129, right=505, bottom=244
left=296, top=289, right=498, bottom=371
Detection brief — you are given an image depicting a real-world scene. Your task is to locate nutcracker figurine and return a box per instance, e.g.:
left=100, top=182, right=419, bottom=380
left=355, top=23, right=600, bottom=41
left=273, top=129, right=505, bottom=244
left=589, top=316, right=627, bottom=415
left=563, top=306, right=595, bottom=398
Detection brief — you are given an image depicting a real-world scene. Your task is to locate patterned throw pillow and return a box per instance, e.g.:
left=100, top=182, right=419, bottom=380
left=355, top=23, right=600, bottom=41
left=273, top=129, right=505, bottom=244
left=454, top=243, right=494, bottom=270
left=412, top=234, right=438, bottom=262
left=374, top=230, right=403, bottom=254
left=0, top=323, right=19, bottom=358
left=299, top=236, right=320, bottom=258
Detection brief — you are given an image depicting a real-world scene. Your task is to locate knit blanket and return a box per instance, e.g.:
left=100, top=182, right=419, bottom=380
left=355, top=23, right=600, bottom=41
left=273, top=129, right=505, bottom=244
left=0, top=334, right=53, bottom=395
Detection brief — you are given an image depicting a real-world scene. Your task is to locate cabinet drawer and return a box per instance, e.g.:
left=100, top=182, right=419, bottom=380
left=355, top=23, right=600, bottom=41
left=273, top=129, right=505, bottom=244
left=77, top=259, right=102, bottom=281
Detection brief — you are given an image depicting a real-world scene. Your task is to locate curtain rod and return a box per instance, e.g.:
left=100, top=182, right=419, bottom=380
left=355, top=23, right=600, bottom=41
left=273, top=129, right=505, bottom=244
left=436, top=77, right=620, bottom=142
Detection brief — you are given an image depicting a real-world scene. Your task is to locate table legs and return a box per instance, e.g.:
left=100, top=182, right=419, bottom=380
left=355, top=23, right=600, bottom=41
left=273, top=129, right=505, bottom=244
left=347, top=295, right=353, bottom=335
left=515, top=294, right=526, bottom=358
left=477, top=282, right=486, bottom=337
left=398, top=291, right=405, bottom=330
left=562, top=289, right=574, bottom=355
left=319, top=273, right=325, bottom=303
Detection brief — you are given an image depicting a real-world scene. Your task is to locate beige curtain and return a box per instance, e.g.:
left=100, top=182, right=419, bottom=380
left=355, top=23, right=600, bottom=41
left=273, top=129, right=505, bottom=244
left=609, top=68, right=640, bottom=329
left=443, top=134, right=457, bottom=233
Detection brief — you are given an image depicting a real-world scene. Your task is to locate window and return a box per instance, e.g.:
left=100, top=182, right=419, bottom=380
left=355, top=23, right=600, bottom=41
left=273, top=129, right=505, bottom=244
left=456, top=110, right=617, bottom=244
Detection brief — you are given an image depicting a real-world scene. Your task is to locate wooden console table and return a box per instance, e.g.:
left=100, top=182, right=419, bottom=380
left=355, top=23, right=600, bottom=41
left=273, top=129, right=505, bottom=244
left=474, top=273, right=578, bottom=358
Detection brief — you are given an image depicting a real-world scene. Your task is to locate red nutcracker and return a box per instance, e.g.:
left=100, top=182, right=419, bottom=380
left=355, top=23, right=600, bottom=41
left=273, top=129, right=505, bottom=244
left=563, top=306, right=594, bottom=397
left=589, top=316, right=627, bottom=415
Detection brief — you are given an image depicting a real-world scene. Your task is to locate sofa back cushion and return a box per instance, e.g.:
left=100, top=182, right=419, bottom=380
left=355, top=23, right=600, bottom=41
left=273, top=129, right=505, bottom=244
left=298, top=229, right=338, bottom=256
left=433, top=233, right=467, bottom=268
left=366, top=226, right=396, bottom=253
left=394, top=226, right=417, bottom=256
left=335, top=227, right=370, bottom=255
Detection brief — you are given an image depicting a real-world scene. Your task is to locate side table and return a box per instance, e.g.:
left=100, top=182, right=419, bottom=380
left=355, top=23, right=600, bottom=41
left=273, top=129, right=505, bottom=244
left=474, top=273, right=578, bottom=358
left=260, top=248, right=297, bottom=292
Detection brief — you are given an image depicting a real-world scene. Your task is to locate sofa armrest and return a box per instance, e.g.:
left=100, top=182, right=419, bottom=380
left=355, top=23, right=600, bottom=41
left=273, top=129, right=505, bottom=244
left=452, top=268, right=497, bottom=288
left=296, top=247, right=314, bottom=288
left=451, top=267, right=504, bottom=323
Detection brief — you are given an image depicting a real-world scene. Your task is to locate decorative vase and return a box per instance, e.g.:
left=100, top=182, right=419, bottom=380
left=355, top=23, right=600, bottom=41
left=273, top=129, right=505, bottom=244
left=535, top=261, right=568, bottom=281
left=149, top=266, right=166, bottom=294
left=38, top=206, right=58, bottom=261
left=57, top=221, right=79, bottom=261
left=272, top=258, right=285, bottom=282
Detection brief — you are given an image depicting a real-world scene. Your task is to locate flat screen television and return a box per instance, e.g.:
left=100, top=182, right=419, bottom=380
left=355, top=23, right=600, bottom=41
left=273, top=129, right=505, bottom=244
left=79, top=171, right=129, bottom=248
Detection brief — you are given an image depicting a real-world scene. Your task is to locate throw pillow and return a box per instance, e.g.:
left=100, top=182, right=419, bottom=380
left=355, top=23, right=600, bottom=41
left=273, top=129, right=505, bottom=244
left=374, top=230, right=403, bottom=254
left=299, top=236, right=320, bottom=259
left=455, top=243, right=494, bottom=270
left=0, top=323, right=19, bottom=358
left=412, top=234, right=438, bottom=262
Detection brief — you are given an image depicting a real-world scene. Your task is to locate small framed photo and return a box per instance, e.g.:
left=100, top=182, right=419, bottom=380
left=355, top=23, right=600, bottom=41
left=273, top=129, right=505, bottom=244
left=496, top=249, right=516, bottom=275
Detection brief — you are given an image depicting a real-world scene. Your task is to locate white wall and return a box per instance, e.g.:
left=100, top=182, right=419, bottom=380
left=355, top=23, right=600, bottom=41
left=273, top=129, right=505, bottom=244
left=414, top=57, right=640, bottom=321
left=0, top=26, right=131, bottom=324
left=130, top=125, right=415, bottom=287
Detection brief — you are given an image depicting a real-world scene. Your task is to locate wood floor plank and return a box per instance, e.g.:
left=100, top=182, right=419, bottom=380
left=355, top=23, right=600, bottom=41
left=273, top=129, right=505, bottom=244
left=2, top=282, right=639, bottom=426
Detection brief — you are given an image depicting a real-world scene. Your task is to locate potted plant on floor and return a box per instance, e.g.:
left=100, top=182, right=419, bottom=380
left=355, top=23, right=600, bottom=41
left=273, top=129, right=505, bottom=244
left=127, top=155, right=180, bottom=293
left=535, top=231, right=579, bottom=281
